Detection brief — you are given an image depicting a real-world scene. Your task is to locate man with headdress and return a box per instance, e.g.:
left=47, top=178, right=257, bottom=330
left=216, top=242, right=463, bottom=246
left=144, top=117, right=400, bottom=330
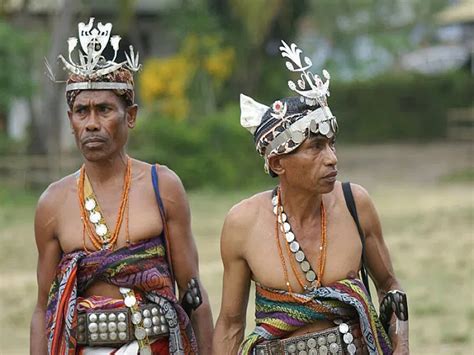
left=30, top=18, right=213, bottom=354
left=212, top=41, right=409, bottom=354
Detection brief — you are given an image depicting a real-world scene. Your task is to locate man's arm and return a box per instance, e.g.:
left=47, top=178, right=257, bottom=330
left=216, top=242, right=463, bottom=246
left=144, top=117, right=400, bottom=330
left=30, top=187, right=62, bottom=355
left=157, top=166, right=213, bottom=353
left=351, top=184, right=409, bottom=354
left=212, top=205, right=252, bottom=355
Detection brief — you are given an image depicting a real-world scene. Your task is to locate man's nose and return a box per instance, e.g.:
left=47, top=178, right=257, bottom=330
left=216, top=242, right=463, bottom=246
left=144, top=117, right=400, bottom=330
left=85, top=110, right=100, bottom=131
left=324, top=145, right=338, bottom=166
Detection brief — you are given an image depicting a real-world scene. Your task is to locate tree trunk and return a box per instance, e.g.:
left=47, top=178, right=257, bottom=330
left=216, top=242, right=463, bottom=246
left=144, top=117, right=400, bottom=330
left=38, top=0, right=77, bottom=178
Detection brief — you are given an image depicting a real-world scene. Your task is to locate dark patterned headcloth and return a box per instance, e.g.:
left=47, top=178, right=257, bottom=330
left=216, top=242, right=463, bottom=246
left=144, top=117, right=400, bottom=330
left=66, top=68, right=135, bottom=108
left=253, top=97, right=318, bottom=156
left=240, top=41, right=338, bottom=175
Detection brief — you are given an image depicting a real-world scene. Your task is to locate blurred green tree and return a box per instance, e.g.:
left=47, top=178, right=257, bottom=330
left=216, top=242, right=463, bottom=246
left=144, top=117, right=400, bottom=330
left=161, top=0, right=309, bottom=104
left=306, top=0, right=450, bottom=80
left=0, top=20, right=34, bottom=133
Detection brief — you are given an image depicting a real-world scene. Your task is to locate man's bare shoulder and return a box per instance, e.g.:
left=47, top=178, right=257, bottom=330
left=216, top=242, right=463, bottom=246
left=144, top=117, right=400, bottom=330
left=130, top=158, right=154, bottom=176
left=224, top=190, right=271, bottom=232
left=346, top=182, right=373, bottom=209
left=130, top=159, right=185, bottom=197
left=37, top=172, right=78, bottom=212
left=35, top=172, right=78, bottom=239
left=345, top=182, right=381, bottom=235
left=155, top=164, right=182, bottom=187
left=221, top=191, right=271, bottom=257
left=147, top=163, right=189, bottom=217
left=351, top=183, right=372, bottom=204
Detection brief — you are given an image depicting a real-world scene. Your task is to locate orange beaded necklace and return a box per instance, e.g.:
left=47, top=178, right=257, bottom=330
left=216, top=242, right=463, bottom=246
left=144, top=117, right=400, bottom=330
left=78, top=157, right=132, bottom=251
left=274, top=187, right=328, bottom=297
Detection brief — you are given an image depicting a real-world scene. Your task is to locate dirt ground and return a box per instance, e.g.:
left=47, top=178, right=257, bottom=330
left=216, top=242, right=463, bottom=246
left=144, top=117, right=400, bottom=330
left=0, top=142, right=472, bottom=354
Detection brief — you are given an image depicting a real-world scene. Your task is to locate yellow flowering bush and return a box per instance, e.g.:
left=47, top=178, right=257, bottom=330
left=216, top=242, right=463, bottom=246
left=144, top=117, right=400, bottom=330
left=204, top=47, right=235, bottom=84
left=139, top=34, right=235, bottom=120
left=140, top=56, right=194, bottom=120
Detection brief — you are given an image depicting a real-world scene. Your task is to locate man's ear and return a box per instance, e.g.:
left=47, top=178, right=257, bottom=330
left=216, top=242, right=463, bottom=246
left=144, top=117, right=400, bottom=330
left=126, top=104, right=138, bottom=128
left=268, top=155, right=285, bottom=177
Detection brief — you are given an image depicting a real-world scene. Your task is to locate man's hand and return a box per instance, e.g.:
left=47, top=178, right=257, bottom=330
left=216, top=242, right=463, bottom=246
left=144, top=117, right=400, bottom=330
left=389, top=316, right=409, bottom=355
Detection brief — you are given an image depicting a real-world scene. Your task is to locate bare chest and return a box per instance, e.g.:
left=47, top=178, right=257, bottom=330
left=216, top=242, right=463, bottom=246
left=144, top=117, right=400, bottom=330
left=55, top=181, right=163, bottom=253
left=245, top=208, right=363, bottom=292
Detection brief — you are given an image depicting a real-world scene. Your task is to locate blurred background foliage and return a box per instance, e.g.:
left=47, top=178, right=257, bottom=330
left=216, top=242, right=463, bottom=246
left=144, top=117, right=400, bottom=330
left=140, top=34, right=235, bottom=120
left=333, top=71, right=474, bottom=142
left=0, top=20, right=37, bottom=154
left=1, top=0, right=473, bottom=190
left=0, top=21, right=34, bottom=115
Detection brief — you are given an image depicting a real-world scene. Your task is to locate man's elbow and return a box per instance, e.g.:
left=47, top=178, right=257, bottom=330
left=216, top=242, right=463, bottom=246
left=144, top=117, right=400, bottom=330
left=31, top=302, right=46, bottom=325
left=191, top=296, right=213, bottom=329
left=212, top=316, right=245, bottom=355
left=191, top=287, right=213, bottom=321
left=214, top=312, right=246, bottom=341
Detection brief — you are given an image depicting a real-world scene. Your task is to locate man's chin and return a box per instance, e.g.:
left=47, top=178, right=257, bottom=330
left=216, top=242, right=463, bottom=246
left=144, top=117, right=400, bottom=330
left=81, top=149, right=109, bottom=162
left=319, top=179, right=337, bottom=193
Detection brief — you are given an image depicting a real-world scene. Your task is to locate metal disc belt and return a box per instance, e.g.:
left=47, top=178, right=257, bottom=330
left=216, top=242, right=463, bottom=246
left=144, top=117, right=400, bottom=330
left=254, top=321, right=367, bottom=355
left=76, top=303, right=169, bottom=346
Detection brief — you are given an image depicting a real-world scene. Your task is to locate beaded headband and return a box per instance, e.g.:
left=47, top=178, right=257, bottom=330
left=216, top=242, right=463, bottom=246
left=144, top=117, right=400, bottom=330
left=240, top=40, right=338, bottom=174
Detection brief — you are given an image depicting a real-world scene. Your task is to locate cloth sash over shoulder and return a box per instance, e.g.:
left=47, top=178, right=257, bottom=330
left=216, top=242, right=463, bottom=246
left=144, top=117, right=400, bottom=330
left=239, top=278, right=392, bottom=355
left=45, top=165, right=198, bottom=355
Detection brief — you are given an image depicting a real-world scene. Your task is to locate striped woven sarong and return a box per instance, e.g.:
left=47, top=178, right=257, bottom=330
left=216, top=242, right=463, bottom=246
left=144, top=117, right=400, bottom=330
left=46, top=236, right=197, bottom=355
left=239, top=278, right=392, bottom=355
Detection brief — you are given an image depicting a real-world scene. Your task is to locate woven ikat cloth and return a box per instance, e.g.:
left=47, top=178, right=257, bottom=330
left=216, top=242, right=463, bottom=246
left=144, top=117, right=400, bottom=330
left=239, top=278, right=392, bottom=355
left=45, top=236, right=197, bottom=355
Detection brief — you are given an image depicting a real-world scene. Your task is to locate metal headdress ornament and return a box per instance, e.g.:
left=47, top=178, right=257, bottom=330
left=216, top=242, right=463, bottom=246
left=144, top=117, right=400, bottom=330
left=240, top=40, right=338, bottom=175
left=280, top=40, right=331, bottom=108
left=49, top=17, right=141, bottom=92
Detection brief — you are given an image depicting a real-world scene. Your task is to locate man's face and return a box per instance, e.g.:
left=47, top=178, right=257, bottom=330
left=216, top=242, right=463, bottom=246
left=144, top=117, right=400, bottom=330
left=277, top=134, right=338, bottom=193
left=68, top=90, right=136, bottom=161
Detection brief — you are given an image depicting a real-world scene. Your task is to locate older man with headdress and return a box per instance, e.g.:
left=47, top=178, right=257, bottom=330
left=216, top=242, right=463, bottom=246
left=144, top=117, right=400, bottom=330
left=30, top=18, right=213, bottom=355
left=212, top=41, right=409, bottom=354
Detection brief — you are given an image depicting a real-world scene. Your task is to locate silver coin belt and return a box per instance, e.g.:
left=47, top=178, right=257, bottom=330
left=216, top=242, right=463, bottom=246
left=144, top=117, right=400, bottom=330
left=76, top=291, right=169, bottom=350
left=271, top=190, right=318, bottom=286
left=254, top=321, right=359, bottom=355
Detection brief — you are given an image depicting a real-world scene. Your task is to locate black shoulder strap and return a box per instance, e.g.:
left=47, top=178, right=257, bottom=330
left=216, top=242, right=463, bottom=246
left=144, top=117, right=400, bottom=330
left=151, top=164, right=166, bottom=218
left=151, top=164, right=176, bottom=293
left=342, top=182, right=371, bottom=299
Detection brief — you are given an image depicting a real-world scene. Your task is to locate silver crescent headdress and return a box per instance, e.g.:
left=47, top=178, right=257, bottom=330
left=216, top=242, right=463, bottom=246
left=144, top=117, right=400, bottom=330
left=48, top=17, right=141, bottom=93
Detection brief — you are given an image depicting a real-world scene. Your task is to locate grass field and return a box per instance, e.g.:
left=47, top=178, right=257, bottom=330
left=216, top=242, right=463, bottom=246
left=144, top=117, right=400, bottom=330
left=0, top=143, right=472, bottom=354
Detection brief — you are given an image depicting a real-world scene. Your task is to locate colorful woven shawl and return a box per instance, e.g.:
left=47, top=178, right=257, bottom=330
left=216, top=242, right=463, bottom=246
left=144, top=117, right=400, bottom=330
left=239, top=278, right=392, bottom=355
left=46, top=236, right=198, bottom=355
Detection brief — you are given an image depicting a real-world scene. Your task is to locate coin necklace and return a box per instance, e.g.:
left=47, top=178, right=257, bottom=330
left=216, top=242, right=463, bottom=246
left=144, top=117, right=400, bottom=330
left=78, top=157, right=132, bottom=251
left=272, top=187, right=327, bottom=291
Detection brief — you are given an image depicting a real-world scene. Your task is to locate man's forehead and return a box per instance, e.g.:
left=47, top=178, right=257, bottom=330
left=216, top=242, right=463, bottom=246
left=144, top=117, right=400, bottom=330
left=73, top=90, right=120, bottom=106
